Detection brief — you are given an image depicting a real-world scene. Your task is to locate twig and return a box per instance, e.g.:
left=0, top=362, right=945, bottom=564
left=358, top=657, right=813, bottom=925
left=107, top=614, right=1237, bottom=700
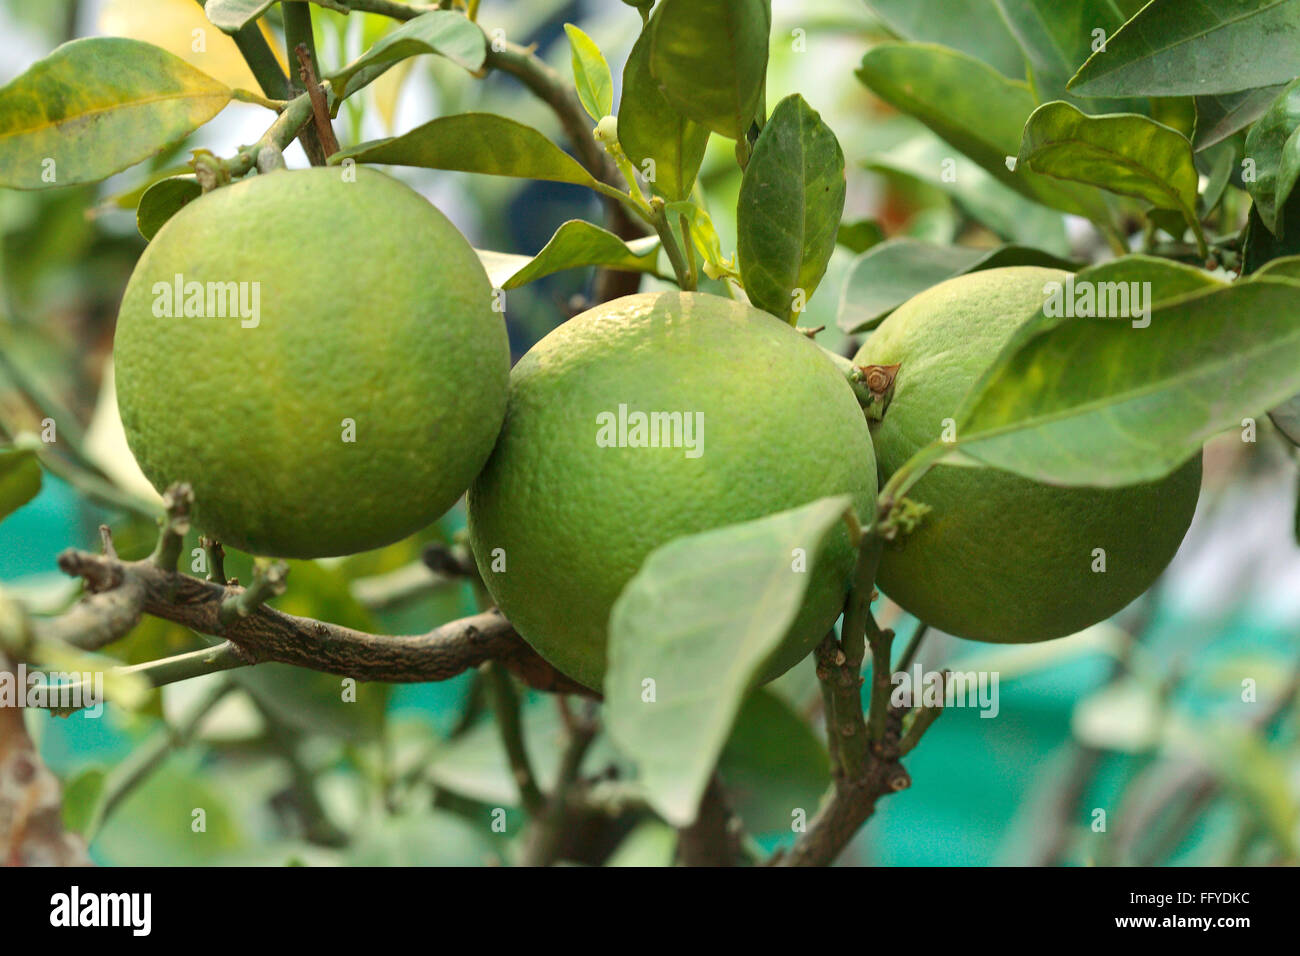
left=122, top=641, right=248, bottom=687
left=486, top=662, right=546, bottom=816
left=44, top=546, right=590, bottom=696
left=895, top=621, right=929, bottom=673
left=219, top=559, right=288, bottom=626
left=200, top=536, right=226, bottom=585
left=519, top=703, right=599, bottom=866
left=677, top=774, right=743, bottom=866
left=772, top=511, right=949, bottom=866
left=294, top=42, right=340, bottom=157
left=898, top=670, right=947, bottom=756
left=149, top=483, right=193, bottom=572
left=1121, top=660, right=1300, bottom=865
left=283, top=2, right=329, bottom=166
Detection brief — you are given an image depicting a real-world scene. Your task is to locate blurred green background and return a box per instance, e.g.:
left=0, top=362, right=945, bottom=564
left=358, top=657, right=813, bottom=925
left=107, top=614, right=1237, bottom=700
left=2, top=0, right=1298, bottom=866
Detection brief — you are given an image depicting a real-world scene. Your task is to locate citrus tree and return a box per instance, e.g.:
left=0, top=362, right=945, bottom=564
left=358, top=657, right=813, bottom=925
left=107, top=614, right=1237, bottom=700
left=1, top=0, right=1299, bottom=867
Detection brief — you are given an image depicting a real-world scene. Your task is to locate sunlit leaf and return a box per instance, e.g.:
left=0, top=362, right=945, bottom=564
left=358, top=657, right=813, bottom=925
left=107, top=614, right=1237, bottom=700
left=605, top=496, right=853, bottom=826
left=476, top=220, right=662, bottom=290
left=327, top=11, right=486, bottom=100
left=563, top=22, right=614, bottom=121
left=0, top=38, right=231, bottom=189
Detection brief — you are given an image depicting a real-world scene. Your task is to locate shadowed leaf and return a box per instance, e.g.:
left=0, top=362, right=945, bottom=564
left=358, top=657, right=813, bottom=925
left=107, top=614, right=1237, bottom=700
left=738, top=95, right=845, bottom=323
left=1069, top=0, right=1300, bottom=98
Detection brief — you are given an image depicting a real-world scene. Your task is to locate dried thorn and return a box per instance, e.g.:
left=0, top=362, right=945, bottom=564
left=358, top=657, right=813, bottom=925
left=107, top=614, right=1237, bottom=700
left=98, top=525, right=116, bottom=559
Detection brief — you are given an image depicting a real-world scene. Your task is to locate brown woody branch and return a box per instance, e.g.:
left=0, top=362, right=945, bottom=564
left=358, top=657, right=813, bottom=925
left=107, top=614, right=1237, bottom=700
left=772, top=629, right=913, bottom=867
left=41, top=534, right=592, bottom=699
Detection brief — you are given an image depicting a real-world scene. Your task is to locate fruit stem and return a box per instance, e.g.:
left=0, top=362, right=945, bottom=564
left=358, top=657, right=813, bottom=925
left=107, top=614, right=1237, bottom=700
left=650, top=198, right=695, bottom=291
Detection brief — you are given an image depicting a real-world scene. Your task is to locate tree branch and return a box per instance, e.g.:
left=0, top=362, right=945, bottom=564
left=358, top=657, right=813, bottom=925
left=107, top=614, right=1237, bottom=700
left=0, top=652, right=90, bottom=866
left=770, top=518, right=943, bottom=866
left=519, top=700, right=599, bottom=866
left=677, top=774, right=744, bottom=866
left=40, top=536, right=593, bottom=698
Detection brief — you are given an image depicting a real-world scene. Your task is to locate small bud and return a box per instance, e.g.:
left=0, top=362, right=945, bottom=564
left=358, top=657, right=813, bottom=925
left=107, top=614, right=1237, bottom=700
left=594, top=115, right=619, bottom=145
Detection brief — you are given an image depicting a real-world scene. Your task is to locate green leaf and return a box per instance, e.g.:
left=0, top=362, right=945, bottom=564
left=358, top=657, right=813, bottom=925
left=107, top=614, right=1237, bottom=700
left=346, top=809, right=499, bottom=866
left=329, top=113, right=607, bottom=193
left=618, top=16, right=709, bottom=200
left=0, top=447, right=41, bottom=522
left=664, top=200, right=729, bottom=274
left=863, top=0, right=1028, bottom=78
left=1069, top=0, right=1300, bottom=98
left=855, top=43, right=1110, bottom=221
left=1270, top=393, right=1300, bottom=446
left=837, top=239, right=1081, bottom=334
left=327, top=11, right=487, bottom=100
left=836, top=219, right=884, bottom=255
left=1195, top=86, right=1284, bottom=151
left=605, top=495, right=854, bottom=827
left=717, top=688, right=828, bottom=836
left=136, top=176, right=201, bottom=241
left=648, top=0, right=770, bottom=140
left=737, top=94, right=845, bottom=323
left=0, top=38, right=232, bottom=190
left=951, top=257, right=1300, bottom=488
left=1016, top=101, right=1204, bottom=249
left=476, top=220, right=663, bottom=290
left=1243, top=186, right=1300, bottom=273
left=563, top=23, right=613, bottom=122
left=92, top=759, right=245, bottom=865
left=1244, top=79, right=1300, bottom=237
left=61, top=766, right=106, bottom=835
left=606, top=821, right=678, bottom=867
left=1252, top=254, right=1300, bottom=281
left=427, top=699, right=631, bottom=806
left=865, top=128, right=1070, bottom=253
left=993, top=0, right=1143, bottom=110
left=203, top=0, right=276, bottom=33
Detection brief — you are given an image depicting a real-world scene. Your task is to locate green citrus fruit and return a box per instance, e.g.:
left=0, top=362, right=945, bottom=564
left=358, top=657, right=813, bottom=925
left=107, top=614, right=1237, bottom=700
left=114, top=167, right=508, bottom=557
left=467, top=291, right=877, bottom=690
left=853, top=266, right=1201, bottom=643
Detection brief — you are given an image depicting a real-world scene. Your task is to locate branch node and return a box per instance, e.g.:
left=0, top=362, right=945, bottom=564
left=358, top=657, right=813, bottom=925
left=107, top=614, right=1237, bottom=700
left=199, top=536, right=227, bottom=586
left=150, top=483, right=193, bottom=573
left=219, top=559, right=288, bottom=627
